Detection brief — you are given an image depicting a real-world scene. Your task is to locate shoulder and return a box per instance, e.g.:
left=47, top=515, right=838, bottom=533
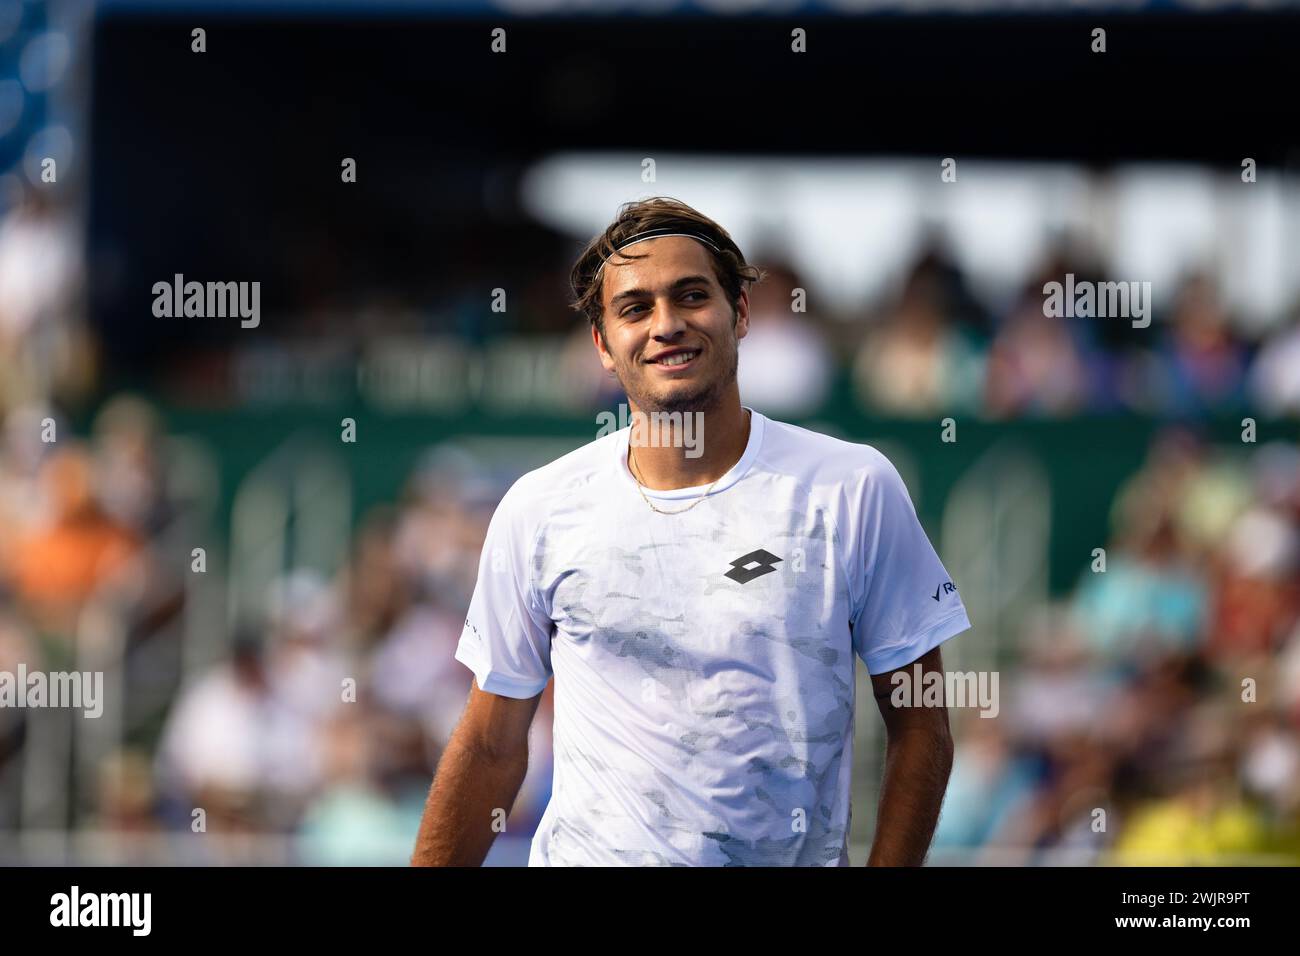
left=757, top=415, right=903, bottom=495
left=492, top=429, right=622, bottom=523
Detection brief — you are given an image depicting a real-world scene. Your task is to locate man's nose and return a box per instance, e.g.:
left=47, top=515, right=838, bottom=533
left=648, top=298, right=688, bottom=339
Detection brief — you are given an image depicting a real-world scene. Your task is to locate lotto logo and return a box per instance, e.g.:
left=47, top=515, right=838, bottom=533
left=725, top=549, right=782, bottom=585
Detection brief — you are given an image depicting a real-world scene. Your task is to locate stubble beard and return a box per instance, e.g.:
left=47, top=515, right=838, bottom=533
left=613, top=308, right=741, bottom=416
left=622, top=336, right=738, bottom=416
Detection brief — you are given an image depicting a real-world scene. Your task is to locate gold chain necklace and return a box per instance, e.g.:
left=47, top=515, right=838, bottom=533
left=628, top=445, right=723, bottom=515
left=626, top=410, right=748, bottom=515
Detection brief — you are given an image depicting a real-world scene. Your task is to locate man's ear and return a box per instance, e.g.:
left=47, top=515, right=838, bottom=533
left=733, top=287, right=751, bottom=342
left=591, top=320, right=616, bottom=372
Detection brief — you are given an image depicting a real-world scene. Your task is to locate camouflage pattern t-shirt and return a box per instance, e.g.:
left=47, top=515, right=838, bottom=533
left=454, top=408, right=971, bottom=866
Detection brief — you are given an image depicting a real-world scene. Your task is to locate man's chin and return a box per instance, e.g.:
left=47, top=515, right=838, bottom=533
left=636, top=383, right=721, bottom=415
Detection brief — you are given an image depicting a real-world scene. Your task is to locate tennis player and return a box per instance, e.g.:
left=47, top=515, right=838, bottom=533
left=411, top=197, right=972, bottom=866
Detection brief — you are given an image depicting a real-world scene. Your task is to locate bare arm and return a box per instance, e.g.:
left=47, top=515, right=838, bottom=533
left=866, top=645, right=954, bottom=866
left=410, top=681, right=543, bottom=866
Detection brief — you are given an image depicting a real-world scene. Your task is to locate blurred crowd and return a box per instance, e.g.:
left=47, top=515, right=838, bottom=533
left=5, top=181, right=1300, bottom=422
left=739, top=244, right=1299, bottom=422
left=5, top=396, right=1298, bottom=864
left=549, top=236, right=1300, bottom=423
left=935, top=430, right=1300, bottom=864
left=0, top=397, right=553, bottom=863
left=2, top=183, right=1300, bottom=864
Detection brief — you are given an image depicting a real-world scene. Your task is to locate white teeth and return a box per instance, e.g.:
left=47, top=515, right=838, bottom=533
left=659, top=351, right=697, bottom=367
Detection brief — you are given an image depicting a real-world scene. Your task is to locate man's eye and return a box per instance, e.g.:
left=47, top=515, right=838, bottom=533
left=622, top=292, right=704, bottom=316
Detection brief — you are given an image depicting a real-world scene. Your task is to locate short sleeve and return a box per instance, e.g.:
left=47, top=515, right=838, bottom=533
left=453, top=481, right=554, bottom=698
left=848, top=450, right=971, bottom=674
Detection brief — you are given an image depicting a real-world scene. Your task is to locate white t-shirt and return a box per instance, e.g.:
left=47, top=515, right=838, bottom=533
left=454, top=407, right=971, bottom=866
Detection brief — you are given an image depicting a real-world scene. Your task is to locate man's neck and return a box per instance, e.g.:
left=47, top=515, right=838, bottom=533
left=626, top=397, right=751, bottom=491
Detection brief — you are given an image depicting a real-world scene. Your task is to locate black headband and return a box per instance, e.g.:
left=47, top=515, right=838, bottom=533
left=598, top=228, right=723, bottom=270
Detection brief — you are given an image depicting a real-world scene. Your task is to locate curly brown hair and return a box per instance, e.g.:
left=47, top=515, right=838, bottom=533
left=569, top=197, right=765, bottom=338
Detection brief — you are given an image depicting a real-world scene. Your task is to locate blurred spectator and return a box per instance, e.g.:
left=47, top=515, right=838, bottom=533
left=369, top=600, right=470, bottom=746
left=342, top=507, right=409, bottom=653
left=1071, top=522, right=1207, bottom=659
left=0, top=187, right=87, bottom=408
left=854, top=249, right=985, bottom=417
left=984, top=275, right=1089, bottom=418
left=1248, top=300, right=1300, bottom=415
left=263, top=570, right=351, bottom=724
left=1157, top=273, right=1250, bottom=414
left=155, top=633, right=325, bottom=829
left=297, top=707, right=414, bottom=866
left=736, top=262, right=832, bottom=418
left=90, top=395, right=173, bottom=536
left=93, top=749, right=161, bottom=835
left=1207, top=506, right=1300, bottom=659
left=0, top=404, right=56, bottom=583
left=1240, top=711, right=1300, bottom=819
left=7, top=444, right=142, bottom=634
left=1111, top=709, right=1268, bottom=865
left=557, top=320, right=627, bottom=410
left=932, top=712, right=1037, bottom=855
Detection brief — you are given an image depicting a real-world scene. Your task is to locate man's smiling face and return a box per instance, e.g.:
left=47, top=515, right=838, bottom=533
left=592, top=235, right=749, bottom=414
